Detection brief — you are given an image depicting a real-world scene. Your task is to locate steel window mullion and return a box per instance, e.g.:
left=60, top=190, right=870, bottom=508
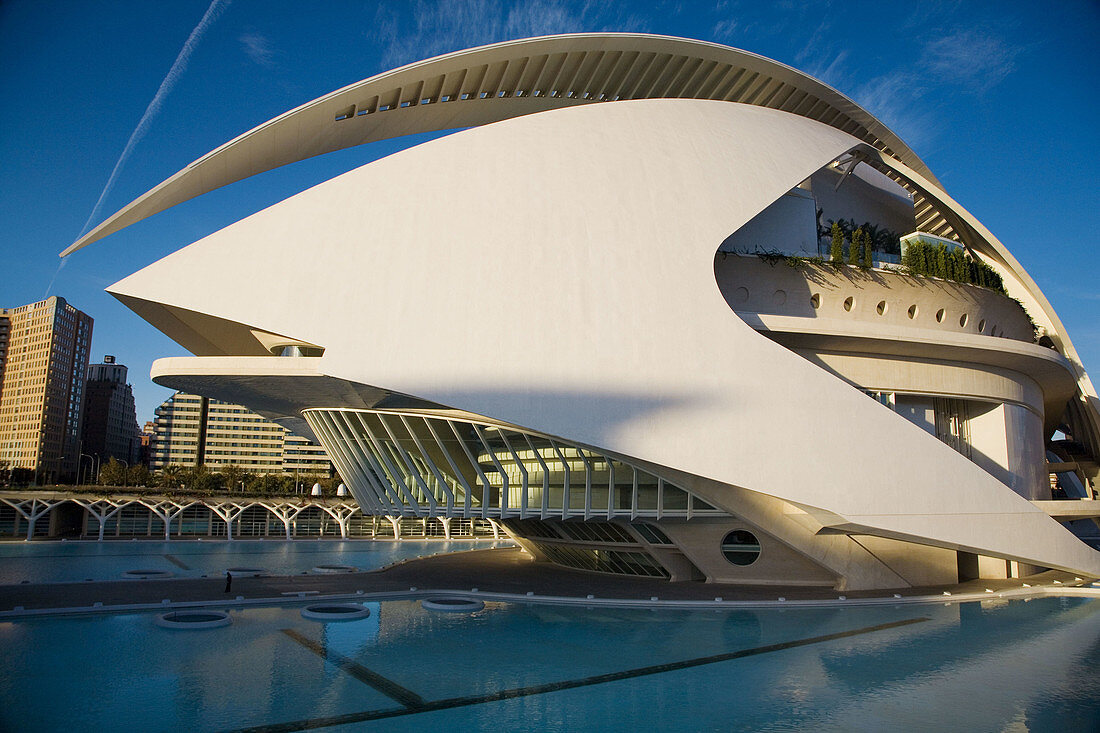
left=326, top=411, right=393, bottom=513
left=579, top=449, right=594, bottom=520
left=306, top=412, right=373, bottom=513
left=337, top=411, right=401, bottom=515
left=310, top=410, right=387, bottom=515
left=378, top=414, right=438, bottom=512
left=400, top=416, right=457, bottom=515
left=657, top=477, right=665, bottom=520
left=548, top=439, right=571, bottom=519
left=425, top=418, right=475, bottom=515
left=522, top=434, right=551, bottom=520
left=447, top=420, right=495, bottom=520
left=497, top=431, right=529, bottom=519
left=354, top=412, right=422, bottom=515
left=604, top=455, right=615, bottom=519
left=630, top=465, right=639, bottom=521
left=472, top=425, right=510, bottom=518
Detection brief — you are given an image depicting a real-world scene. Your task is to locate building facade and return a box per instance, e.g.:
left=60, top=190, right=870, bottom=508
left=149, top=391, right=331, bottom=477
left=70, top=35, right=1100, bottom=589
left=0, top=296, right=92, bottom=483
left=81, top=355, right=141, bottom=469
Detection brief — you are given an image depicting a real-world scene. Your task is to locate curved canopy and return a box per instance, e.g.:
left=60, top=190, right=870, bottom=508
left=64, top=32, right=941, bottom=256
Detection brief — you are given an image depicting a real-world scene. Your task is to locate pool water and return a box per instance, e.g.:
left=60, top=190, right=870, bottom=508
left=0, top=597, right=1097, bottom=731
left=0, top=539, right=511, bottom=584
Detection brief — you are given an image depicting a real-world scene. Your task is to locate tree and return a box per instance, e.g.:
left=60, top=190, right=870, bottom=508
left=299, top=473, right=323, bottom=495
left=849, top=227, right=863, bottom=266
left=220, top=465, right=246, bottom=493
left=935, top=244, right=948, bottom=278
left=99, top=457, right=128, bottom=487
left=158, top=464, right=184, bottom=490
left=181, top=465, right=218, bottom=493
left=127, top=464, right=151, bottom=487
left=323, top=473, right=345, bottom=495
left=830, top=221, right=844, bottom=264
left=861, top=229, right=873, bottom=269
left=247, top=473, right=287, bottom=495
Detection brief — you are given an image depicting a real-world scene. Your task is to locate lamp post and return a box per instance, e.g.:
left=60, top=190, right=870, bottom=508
left=80, top=454, right=94, bottom=487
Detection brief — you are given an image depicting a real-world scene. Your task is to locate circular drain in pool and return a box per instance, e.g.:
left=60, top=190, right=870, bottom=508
left=225, top=567, right=265, bottom=577
left=155, top=610, right=232, bottom=629
left=421, top=597, right=485, bottom=612
left=121, top=569, right=174, bottom=579
left=311, top=564, right=358, bottom=574
left=301, top=603, right=372, bottom=621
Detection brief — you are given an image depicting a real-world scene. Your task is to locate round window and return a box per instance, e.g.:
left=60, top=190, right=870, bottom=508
left=721, top=530, right=761, bottom=566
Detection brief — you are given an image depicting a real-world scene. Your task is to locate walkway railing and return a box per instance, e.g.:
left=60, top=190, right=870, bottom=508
left=0, top=491, right=503, bottom=541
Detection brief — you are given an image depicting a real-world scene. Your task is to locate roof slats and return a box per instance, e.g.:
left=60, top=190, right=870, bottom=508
left=66, top=35, right=948, bottom=255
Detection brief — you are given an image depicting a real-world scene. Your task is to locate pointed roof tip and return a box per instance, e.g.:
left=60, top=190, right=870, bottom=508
left=59, top=34, right=935, bottom=257
left=61, top=223, right=107, bottom=257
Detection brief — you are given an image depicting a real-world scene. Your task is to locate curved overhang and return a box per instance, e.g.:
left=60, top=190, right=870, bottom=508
left=740, top=312, right=1078, bottom=427
left=856, top=149, right=1100, bottom=450
left=110, top=98, right=1100, bottom=578
left=63, top=32, right=940, bottom=256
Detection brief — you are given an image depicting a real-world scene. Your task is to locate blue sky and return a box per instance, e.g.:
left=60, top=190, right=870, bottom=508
left=1, top=0, right=1097, bottom=423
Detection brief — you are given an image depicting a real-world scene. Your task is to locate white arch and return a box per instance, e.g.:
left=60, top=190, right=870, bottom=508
left=63, top=33, right=939, bottom=256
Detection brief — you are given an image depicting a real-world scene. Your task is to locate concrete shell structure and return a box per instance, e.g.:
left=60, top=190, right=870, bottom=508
left=74, top=34, right=1100, bottom=589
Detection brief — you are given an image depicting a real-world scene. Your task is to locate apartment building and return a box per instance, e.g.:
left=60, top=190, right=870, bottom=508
left=149, top=391, right=330, bottom=476
left=0, top=296, right=92, bottom=482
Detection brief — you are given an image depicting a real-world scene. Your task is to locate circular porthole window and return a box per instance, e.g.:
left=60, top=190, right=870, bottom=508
left=876, top=300, right=888, bottom=316
left=907, top=304, right=918, bottom=319
left=810, top=293, right=821, bottom=309
left=721, top=530, right=761, bottom=566
left=843, top=297, right=854, bottom=312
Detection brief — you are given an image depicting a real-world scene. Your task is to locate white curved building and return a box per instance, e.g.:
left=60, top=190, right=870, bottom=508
left=73, top=34, right=1100, bottom=590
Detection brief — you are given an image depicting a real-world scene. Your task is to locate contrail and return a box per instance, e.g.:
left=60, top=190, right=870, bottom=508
left=75, top=0, right=230, bottom=242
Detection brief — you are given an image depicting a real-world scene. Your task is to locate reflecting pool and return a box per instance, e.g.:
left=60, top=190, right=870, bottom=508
left=0, top=539, right=511, bottom=584
left=0, top=596, right=1097, bottom=731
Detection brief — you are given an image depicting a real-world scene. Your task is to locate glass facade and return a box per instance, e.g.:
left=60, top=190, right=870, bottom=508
left=527, top=539, right=670, bottom=578
left=305, top=408, right=724, bottom=521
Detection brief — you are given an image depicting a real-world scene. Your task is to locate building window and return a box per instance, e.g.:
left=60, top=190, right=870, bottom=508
left=721, top=530, right=761, bottom=566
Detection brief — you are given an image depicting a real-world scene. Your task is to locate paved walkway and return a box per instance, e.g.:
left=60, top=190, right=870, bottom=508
left=0, top=547, right=1091, bottom=615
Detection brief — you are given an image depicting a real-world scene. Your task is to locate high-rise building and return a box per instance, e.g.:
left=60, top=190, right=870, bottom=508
left=150, top=391, right=331, bottom=477
left=139, top=420, right=155, bottom=466
left=81, top=355, right=141, bottom=469
left=0, top=296, right=93, bottom=482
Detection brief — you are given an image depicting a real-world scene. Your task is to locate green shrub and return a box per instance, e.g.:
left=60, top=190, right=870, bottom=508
left=830, top=221, right=844, bottom=264
left=849, top=227, right=862, bottom=266
left=901, top=239, right=1007, bottom=295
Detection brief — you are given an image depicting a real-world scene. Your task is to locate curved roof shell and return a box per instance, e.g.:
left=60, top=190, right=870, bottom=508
left=63, top=33, right=1098, bottom=448
left=64, top=33, right=944, bottom=256
left=109, top=98, right=1100, bottom=577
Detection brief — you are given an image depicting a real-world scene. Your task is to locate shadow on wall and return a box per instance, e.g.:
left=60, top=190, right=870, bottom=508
left=429, top=388, right=715, bottom=446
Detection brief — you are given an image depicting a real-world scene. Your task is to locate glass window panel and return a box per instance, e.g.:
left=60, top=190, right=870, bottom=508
left=662, top=485, right=689, bottom=511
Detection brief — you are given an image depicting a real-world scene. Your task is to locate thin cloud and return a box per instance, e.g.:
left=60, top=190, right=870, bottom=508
left=712, top=18, right=738, bottom=41
left=376, top=0, right=645, bottom=69
left=921, top=30, right=1018, bottom=91
left=75, top=0, right=231, bottom=243
left=240, top=31, right=275, bottom=68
